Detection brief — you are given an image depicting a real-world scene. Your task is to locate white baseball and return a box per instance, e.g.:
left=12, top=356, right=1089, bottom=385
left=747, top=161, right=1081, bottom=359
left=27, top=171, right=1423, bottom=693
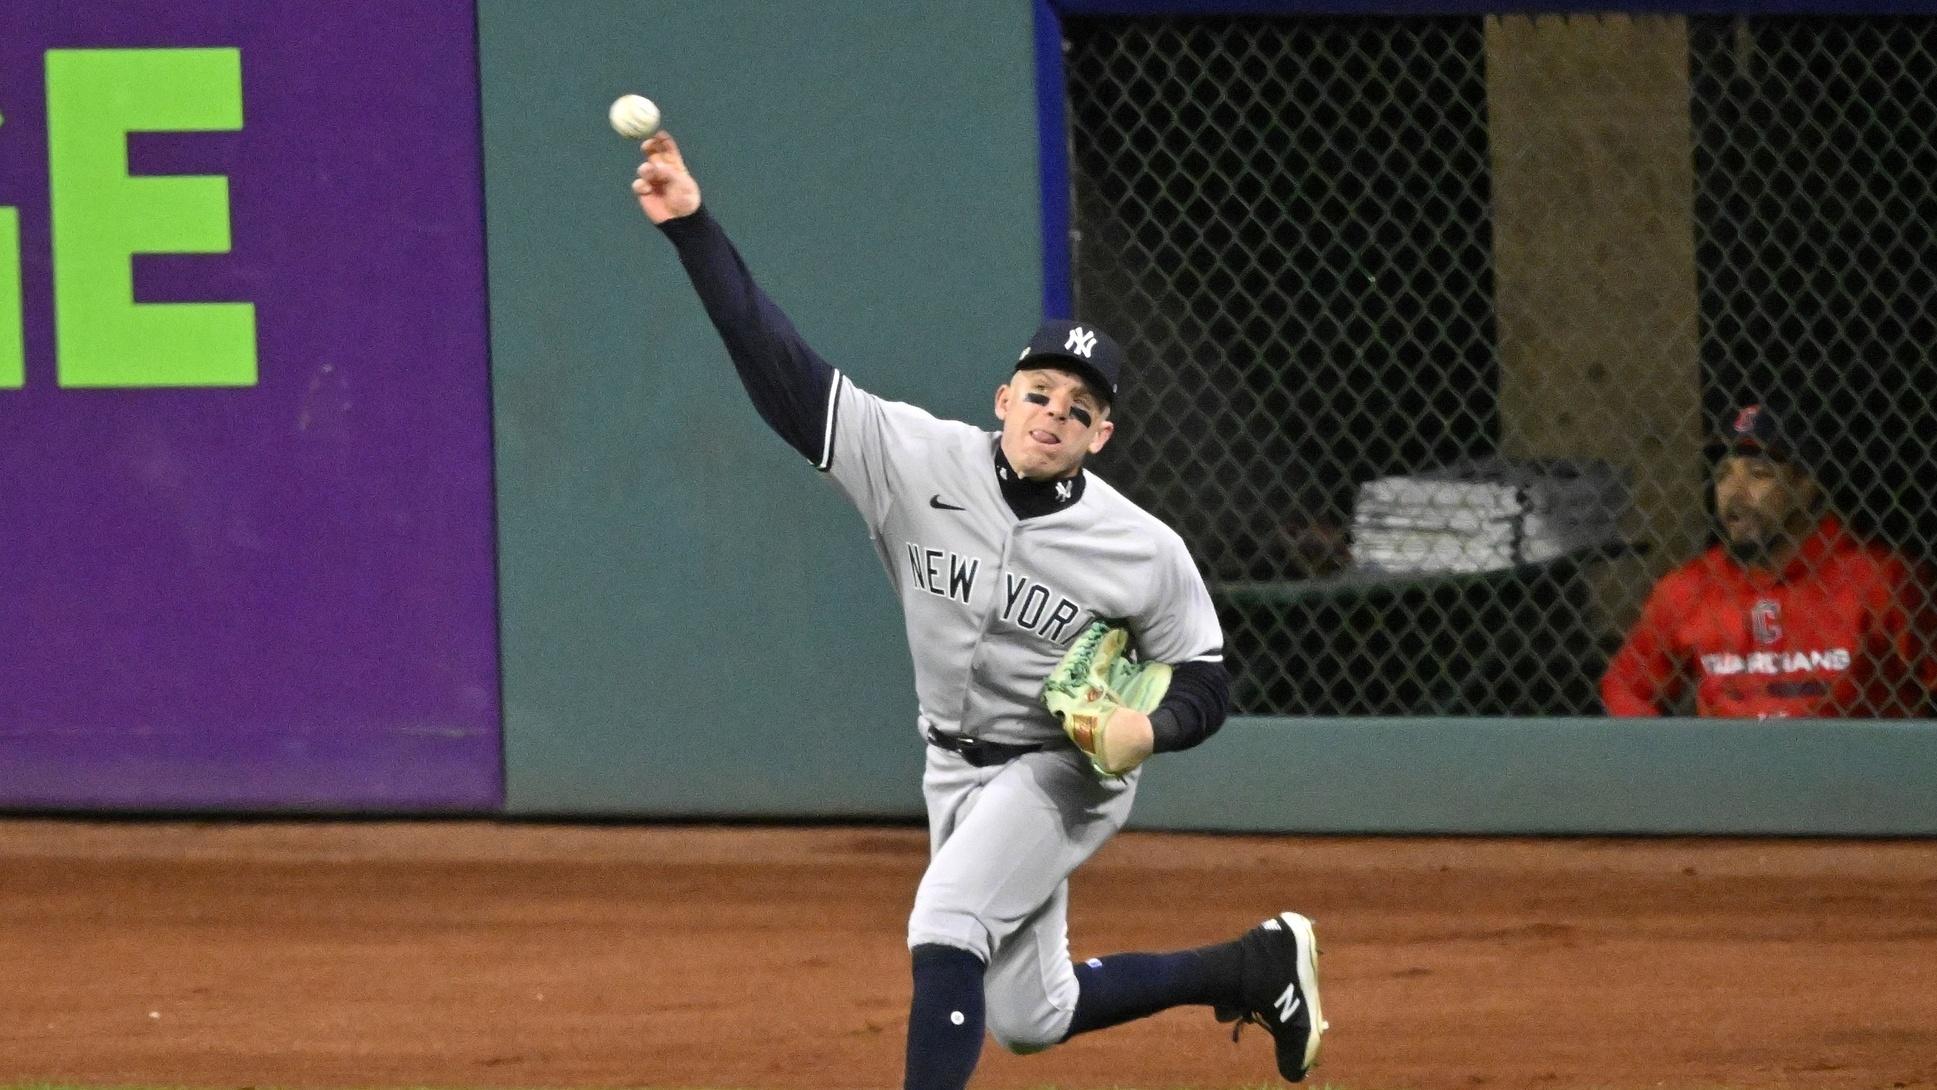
left=608, top=94, right=661, bottom=140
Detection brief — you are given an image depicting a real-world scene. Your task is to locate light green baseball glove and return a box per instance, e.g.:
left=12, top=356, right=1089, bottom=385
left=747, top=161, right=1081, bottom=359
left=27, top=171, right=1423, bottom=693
left=1041, top=620, right=1173, bottom=777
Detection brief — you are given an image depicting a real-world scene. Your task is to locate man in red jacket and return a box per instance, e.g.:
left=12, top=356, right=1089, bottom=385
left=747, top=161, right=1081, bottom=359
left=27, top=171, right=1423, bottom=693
left=1601, top=403, right=1937, bottom=718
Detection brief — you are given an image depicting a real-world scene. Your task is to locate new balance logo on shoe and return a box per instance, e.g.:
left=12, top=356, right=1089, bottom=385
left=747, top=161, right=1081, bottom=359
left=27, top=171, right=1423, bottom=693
left=1221, top=912, right=1324, bottom=1082
left=1274, top=983, right=1303, bottom=1023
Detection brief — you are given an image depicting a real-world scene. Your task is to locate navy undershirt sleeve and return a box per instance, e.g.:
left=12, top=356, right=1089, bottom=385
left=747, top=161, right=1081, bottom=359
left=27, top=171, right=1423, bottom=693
left=657, top=206, right=835, bottom=462
left=1148, top=659, right=1232, bottom=753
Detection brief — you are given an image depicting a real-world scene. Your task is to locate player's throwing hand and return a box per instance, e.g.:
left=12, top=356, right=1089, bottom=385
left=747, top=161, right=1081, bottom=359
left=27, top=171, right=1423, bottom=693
left=632, top=132, right=700, bottom=224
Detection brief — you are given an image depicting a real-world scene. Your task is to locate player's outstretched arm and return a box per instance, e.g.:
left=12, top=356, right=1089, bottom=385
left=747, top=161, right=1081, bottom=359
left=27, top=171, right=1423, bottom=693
left=632, top=132, right=700, bottom=223
left=638, top=131, right=836, bottom=463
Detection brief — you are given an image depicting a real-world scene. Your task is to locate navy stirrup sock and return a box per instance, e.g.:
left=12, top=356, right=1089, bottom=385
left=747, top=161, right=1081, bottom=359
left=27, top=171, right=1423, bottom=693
left=1064, top=938, right=1246, bottom=1038
left=904, top=943, right=987, bottom=1090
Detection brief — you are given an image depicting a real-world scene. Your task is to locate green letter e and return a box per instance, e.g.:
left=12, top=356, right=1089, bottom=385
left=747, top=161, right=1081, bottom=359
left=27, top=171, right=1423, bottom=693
left=47, top=48, right=256, bottom=387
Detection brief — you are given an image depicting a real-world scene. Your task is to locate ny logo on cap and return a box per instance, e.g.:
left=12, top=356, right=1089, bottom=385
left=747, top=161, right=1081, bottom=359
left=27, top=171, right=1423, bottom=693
left=1064, top=327, right=1097, bottom=359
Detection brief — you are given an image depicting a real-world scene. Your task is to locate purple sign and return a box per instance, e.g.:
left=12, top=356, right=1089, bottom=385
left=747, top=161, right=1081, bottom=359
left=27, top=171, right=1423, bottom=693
left=0, top=2, right=501, bottom=809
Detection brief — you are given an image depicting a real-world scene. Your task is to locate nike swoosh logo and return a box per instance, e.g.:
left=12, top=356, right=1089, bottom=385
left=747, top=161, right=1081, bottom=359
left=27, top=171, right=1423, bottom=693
left=929, top=495, right=966, bottom=511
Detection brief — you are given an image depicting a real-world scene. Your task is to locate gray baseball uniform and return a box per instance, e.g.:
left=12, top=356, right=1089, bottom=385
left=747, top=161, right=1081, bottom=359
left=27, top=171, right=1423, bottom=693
left=822, top=373, right=1223, bottom=1046
left=824, top=374, right=1222, bottom=746
left=655, top=205, right=1253, bottom=1070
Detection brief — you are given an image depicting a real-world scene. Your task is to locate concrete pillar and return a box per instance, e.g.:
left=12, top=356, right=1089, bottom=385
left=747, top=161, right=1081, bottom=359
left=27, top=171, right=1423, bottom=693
left=1485, top=13, right=1712, bottom=636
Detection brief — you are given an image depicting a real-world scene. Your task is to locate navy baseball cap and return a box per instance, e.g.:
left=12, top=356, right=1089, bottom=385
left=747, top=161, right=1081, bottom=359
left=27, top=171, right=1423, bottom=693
left=1709, top=402, right=1823, bottom=472
left=1013, top=319, right=1126, bottom=405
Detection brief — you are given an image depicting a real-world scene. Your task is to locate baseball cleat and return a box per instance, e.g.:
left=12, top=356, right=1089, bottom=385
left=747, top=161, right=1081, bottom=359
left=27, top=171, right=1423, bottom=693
left=1214, top=911, right=1326, bottom=1082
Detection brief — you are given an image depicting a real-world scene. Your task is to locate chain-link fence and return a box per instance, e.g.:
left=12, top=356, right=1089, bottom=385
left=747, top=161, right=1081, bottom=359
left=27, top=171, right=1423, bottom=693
left=1062, top=12, right=1937, bottom=717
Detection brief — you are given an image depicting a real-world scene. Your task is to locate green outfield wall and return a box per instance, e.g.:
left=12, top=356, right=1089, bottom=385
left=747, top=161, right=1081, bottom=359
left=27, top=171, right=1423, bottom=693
left=1130, top=717, right=1937, bottom=836
left=481, top=1, right=1044, bottom=815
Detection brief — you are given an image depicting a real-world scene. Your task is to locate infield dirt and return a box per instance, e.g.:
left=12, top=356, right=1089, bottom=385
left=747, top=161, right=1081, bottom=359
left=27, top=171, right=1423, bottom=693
left=1, top=820, right=1932, bottom=1089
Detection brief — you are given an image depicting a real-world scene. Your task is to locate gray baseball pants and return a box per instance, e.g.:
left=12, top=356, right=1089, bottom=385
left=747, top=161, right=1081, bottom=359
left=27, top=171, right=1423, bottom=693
left=905, top=737, right=1141, bottom=1053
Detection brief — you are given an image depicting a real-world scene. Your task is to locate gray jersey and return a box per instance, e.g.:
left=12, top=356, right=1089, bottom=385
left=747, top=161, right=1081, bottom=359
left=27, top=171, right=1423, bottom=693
left=820, top=371, right=1224, bottom=746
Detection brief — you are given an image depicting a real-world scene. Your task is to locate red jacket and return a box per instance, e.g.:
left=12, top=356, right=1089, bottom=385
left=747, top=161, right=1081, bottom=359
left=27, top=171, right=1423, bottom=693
left=1602, top=516, right=1937, bottom=718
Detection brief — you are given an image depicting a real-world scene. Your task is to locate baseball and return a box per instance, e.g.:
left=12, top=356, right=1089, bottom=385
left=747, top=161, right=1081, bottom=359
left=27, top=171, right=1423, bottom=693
left=608, top=94, right=661, bottom=140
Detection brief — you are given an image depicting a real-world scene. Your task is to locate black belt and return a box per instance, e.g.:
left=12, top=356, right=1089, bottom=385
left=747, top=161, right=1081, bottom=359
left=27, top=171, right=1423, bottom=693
left=925, top=727, right=1045, bottom=768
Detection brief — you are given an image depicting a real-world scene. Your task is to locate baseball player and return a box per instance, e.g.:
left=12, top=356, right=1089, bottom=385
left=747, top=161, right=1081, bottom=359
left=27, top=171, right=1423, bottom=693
left=630, top=131, right=1325, bottom=1087
left=1602, top=402, right=1937, bottom=717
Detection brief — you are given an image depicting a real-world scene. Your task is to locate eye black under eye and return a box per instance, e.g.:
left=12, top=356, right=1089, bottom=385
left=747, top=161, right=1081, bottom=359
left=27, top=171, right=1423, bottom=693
left=1069, top=405, right=1093, bottom=427
left=1024, top=392, right=1050, bottom=406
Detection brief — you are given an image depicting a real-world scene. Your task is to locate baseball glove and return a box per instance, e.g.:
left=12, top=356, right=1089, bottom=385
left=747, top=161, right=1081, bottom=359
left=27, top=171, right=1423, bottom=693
left=1041, top=620, right=1173, bottom=777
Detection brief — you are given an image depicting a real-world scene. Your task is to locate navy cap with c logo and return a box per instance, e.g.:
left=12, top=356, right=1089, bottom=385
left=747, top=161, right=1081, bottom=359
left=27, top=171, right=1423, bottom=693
left=1710, top=401, right=1823, bottom=473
